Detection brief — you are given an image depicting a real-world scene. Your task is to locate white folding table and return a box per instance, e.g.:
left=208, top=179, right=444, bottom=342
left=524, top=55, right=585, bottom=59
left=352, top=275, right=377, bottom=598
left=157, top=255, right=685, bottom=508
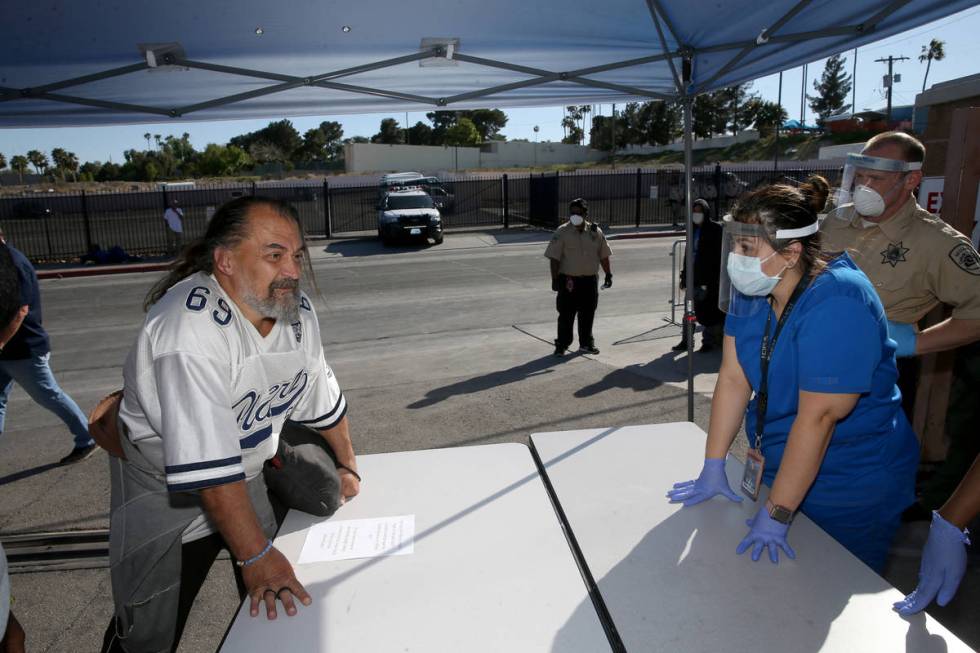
left=530, top=423, right=972, bottom=652
left=221, top=443, right=611, bottom=652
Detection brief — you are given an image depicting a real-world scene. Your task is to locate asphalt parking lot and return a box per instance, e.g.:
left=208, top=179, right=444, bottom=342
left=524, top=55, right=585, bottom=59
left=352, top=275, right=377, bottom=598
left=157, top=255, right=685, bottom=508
left=1, top=228, right=976, bottom=652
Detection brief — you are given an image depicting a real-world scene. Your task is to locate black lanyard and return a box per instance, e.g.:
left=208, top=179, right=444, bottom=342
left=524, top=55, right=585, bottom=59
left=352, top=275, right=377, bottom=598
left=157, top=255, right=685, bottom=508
left=753, top=275, right=811, bottom=449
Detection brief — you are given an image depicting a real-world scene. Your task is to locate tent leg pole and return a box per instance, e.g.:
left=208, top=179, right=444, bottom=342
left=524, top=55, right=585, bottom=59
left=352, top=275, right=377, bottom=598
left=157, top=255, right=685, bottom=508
left=683, top=95, right=695, bottom=423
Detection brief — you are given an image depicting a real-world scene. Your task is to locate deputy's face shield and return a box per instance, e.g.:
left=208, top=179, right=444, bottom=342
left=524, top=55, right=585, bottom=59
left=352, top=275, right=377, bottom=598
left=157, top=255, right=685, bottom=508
left=718, top=215, right=818, bottom=316
left=827, top=153, right=921, bottom=220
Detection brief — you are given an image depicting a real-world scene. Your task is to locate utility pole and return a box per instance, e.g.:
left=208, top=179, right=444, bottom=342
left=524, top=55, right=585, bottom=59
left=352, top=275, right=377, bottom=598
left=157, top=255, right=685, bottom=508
left=851, top=48, right=858, bottom=114
left=875, top=55, right=910, bottom=127
left=774, top=71, right=783, bottom=171
left=800, top=63, right=808, bottom=127
left=610, top=104, right=617, bottom=170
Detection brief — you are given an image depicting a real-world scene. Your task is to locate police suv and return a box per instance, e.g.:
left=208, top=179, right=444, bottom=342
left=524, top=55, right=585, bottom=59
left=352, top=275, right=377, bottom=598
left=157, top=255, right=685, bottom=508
left=377, top=187, right=444, bottom=246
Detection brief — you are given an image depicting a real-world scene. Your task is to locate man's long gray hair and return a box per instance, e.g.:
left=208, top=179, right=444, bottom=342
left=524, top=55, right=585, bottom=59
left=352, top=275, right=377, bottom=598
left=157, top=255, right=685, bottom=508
left=143, top=196, right=318, bottom=311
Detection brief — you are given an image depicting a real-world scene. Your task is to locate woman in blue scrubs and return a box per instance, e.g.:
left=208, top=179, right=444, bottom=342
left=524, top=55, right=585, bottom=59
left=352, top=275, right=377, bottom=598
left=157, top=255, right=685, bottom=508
left=667, top=177, right=919, bottom=572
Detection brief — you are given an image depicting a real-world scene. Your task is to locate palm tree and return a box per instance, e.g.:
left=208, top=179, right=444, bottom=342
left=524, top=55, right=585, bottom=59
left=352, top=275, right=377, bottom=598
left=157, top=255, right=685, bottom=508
left=919, top=39, right=946, bottom=92
left=0, top=153, right=6, bottom=171
left=144, top=132, right=152, bottom=149
left=65, top=151, right=80, bottom=182
left=26, top=150, right=49, bottom=175
left=11, top=155, right=29, bottom=184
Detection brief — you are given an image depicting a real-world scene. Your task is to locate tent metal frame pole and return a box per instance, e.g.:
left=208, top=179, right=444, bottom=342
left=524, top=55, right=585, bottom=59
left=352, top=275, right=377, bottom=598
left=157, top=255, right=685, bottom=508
left=681, top=57, right=696, bottom=423
left=644, top=0, right=682, bottom=93
left=0, top=63, right=150, bottom=101
left=0, top=88, right=173, bottom=116
left=695, top=0, right=815, bottom=92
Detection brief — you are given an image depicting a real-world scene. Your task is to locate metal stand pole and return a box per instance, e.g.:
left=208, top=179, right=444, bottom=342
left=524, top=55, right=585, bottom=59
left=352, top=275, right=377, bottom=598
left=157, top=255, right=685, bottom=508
left=682, top=63, right=696, bottom=423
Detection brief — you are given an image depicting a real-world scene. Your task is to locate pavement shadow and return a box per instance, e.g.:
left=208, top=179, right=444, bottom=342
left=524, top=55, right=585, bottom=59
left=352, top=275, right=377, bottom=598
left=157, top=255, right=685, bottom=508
left=407, top=354, right=566, bottom=409
left=0, top=461, right=61, bottom=487
left=323, top=238, right=435, bottom=257
left=574, top=349, right=721, bottom=398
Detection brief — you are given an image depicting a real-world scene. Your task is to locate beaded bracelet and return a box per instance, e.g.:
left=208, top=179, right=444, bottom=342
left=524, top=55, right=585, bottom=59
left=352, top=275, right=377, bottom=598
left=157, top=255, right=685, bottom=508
left=236, top=539, right=273, bottom=568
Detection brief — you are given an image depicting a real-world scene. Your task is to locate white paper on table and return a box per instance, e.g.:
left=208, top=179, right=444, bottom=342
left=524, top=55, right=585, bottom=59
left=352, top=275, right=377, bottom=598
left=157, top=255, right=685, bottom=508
left=297, top=515, right=415, bottom=563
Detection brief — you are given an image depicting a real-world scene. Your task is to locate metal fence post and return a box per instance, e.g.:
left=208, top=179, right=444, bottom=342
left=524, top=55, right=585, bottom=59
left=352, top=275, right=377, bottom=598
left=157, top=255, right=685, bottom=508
left=251, top=181, right=257, bottom=196
left=502, top=174, right=509, bottom=229
left=713, top=163, right=722, bottom=217
left=323, top=179, right=332, bottom=238
left=80, top=189, right=94, bottom=253
left=634, top=167, right=642, bottom=228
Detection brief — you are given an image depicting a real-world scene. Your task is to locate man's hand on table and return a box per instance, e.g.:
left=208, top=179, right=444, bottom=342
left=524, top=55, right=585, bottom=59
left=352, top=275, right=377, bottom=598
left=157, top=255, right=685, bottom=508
left=243, top=547, right=312, bottom=619
left=339, top=468, right=361, bottom=504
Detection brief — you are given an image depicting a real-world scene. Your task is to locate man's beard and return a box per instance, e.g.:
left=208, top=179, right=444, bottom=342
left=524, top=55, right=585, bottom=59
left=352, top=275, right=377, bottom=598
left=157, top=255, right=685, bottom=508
left=243, top=278, right=300, bottom=323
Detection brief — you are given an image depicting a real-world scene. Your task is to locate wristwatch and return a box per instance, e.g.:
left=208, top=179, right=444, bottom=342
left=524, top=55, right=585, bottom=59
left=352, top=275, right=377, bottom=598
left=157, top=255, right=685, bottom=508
left=766, top=499, right=795, bottom=524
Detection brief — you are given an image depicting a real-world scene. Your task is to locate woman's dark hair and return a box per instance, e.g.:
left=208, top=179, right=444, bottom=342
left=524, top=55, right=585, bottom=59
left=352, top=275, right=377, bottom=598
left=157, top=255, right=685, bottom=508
left=143, top=196, right=312, bottom=311
left=730, top=175, right=831, bottom=278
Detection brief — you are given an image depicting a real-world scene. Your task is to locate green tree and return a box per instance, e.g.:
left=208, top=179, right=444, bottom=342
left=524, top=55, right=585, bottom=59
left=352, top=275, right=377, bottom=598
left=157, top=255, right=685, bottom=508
left=692, top=94, right=720, bottom=139
left=444, top=118, right=481, bottom=146
left=0, top=153, right=6, bottom=172
left=371, top=118, right=404, bottom=144
left=752, top=101, right=789, bottom=137
left=78, top=161, right=103, bottom=182
left=919, top=39, right=946, bottom=92
left=464, top=109, right=508, bottom=141
left=230, top=120, right=302, bottom=163
left=562, top=106, right=584, bottom=144
left=299, top=121, right=344, bottom=162
left=143, top=133, right=152, bottom=149
left=406, top=121, right=434, bottom=146
left=10, top=155, right=29, bottom=183
left=96, top=162, right=122, bottom=182
left=715, top=83, right=759, bottom=135
left=638, top=101, right=681, bottom=145
left=51, top=148, right=79, bottom=181
left=425, top=110, right=458, bottom=144
left=26, top=150, right=49, bottom=175
left=196, top=144, right=252, bottom=176
left=807, top=54, right=852, bottom=122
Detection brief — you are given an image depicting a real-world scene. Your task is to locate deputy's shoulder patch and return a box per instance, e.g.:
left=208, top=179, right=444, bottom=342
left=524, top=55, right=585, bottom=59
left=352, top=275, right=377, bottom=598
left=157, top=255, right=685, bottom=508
left=949, top=243, right=980, bottom=276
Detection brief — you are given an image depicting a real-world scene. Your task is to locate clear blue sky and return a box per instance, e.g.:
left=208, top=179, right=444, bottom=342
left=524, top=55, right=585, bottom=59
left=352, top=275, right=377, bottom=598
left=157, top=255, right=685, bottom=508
left=2, top=5, right=978, bottom=165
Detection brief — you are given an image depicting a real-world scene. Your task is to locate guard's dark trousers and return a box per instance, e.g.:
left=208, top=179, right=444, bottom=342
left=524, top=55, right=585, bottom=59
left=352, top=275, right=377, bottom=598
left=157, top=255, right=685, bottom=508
left=556, top=274, right=598, bottom=350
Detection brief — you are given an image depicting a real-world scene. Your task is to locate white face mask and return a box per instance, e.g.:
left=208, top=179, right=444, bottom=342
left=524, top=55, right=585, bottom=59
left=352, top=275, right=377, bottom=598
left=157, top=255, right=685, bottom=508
left=692, top=212, right=704, bottom=225
left=569, top=214, right=584, bottom=226
left=727, top=251, right=785, bottom=297
left=853, top=185, right=886, bottom=218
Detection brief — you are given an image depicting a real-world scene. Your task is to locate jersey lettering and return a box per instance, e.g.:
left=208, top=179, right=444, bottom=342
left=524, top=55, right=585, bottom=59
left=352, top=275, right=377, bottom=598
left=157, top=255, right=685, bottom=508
left=233, top=369, right=309, bottom=433
left=212, top=298, right=232, bottom=326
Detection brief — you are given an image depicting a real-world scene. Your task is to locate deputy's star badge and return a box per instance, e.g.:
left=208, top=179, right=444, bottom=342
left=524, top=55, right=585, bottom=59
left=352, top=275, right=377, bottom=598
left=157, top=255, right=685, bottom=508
left=881, top=242, right=909, bottom=267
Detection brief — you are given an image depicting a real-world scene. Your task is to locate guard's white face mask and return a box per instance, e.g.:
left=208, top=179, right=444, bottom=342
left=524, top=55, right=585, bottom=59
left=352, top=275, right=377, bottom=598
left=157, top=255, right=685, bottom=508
left=853, top=185, right=886, bottom=218
left=726, top=251, right=785, bottom=297
left=692, top=211, right=704, bottom=225
left=569, top=214, right=585, bottom=227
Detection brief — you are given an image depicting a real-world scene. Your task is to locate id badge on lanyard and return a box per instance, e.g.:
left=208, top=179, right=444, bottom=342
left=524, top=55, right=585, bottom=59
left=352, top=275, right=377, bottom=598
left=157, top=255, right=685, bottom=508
left=741, top=276, right=809, bottom=501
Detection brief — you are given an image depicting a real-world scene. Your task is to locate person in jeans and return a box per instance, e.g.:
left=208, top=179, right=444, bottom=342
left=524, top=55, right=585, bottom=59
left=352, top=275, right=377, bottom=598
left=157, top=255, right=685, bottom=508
left=0, top=229, right=94, bottom=465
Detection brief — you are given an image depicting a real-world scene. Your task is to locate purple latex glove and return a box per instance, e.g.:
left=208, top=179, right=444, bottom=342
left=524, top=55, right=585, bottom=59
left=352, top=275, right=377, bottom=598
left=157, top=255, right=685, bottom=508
left=893, top=510, right=971, bottom=615
left=667, top=458, right=743, bottom=506
left=736, top=506, right=796, bottom=564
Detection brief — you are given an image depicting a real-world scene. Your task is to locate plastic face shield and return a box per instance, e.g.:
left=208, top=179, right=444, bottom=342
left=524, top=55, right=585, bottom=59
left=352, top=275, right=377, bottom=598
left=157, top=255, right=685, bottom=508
left=827, top=152, right=921, bottom=220
left=718, top=216, right=820, bottom=317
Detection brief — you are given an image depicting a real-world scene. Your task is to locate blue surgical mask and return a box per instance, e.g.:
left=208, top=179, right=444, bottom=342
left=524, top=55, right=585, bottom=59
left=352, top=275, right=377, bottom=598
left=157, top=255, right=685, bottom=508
left=727, top=251, right=784, bottom=297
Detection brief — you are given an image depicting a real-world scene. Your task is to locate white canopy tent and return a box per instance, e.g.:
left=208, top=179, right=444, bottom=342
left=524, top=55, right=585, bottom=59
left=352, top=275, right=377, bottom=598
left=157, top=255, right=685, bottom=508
left=2, top=0, right=969, bottom=416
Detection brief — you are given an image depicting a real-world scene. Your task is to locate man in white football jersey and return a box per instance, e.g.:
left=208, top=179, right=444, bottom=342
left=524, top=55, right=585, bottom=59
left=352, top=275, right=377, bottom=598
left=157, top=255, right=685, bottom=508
left=102, top=197, right=358, bottom=653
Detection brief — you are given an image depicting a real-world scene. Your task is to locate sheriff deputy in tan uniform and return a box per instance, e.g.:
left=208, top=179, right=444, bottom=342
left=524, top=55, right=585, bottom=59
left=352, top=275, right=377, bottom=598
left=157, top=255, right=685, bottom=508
left=822, top=131, right=980, bottom=357
left=544, top=198, right=613, bottom=356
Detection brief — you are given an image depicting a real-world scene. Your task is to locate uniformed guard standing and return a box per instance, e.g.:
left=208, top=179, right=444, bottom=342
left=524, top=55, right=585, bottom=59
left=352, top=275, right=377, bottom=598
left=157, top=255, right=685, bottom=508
left=544, top=198, right=613, bottom=356
left=822, top=131, right=980, bottom=518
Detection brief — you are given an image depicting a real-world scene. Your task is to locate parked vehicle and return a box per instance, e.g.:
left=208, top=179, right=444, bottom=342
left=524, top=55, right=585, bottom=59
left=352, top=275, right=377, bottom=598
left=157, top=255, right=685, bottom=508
left=377, top=188, right=443, bottom=246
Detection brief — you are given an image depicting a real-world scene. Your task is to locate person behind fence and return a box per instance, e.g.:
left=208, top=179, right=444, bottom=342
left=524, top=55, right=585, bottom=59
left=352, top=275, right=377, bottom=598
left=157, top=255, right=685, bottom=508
left=820, top=132, right=980, bottom=523
left=0, top=227, right=96, bottom=465
left=673, top=198, right=724, bottom=353
left=163, top=199, right=184, bottom=255
left=545, top=198, right=613, bottom=356
left=666, top=177, right=918, bottom=572
left=101, top=197, right=359, bottom=652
